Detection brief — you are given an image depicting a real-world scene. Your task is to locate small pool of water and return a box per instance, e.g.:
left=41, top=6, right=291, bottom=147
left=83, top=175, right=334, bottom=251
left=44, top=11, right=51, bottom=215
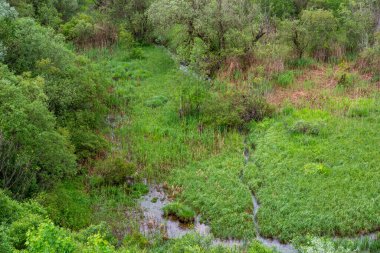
left=139, top=184, right=244, bottom=248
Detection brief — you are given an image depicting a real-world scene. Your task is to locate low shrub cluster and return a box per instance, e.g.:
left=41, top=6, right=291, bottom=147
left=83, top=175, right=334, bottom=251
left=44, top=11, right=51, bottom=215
left=202, top=89, right=274, bottom=130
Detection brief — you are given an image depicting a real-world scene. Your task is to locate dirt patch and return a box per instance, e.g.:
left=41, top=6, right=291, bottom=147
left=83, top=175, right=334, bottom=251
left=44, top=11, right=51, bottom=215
left=266, top=65, right=379, bottom=108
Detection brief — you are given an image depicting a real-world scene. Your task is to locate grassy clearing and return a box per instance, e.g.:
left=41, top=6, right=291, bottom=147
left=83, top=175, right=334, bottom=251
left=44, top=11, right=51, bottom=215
left=91, top=46, right=226, bottom=180
left=244, top=97, right=380, bottom=242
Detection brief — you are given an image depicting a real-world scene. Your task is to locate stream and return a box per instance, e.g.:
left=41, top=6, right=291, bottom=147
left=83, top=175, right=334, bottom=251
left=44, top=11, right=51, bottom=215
left=136, top=53, right=378, bottom=251
left=138, top=143, right=297, bottom=252
left=139, top=184, right=244, bottom=248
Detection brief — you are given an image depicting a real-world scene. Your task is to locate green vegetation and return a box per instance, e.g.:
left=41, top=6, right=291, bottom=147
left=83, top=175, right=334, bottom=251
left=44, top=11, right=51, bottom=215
left=163, top=202, right=196, bottom=223
left=244, top=101, right=380, bottom=242
left=1, top=0, right=380, bottom=252
left=172, top=151, right=254, bottom=239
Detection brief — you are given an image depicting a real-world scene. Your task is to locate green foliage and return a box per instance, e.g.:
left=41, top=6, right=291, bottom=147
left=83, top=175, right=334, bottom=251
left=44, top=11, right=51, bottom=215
left=0, top=225, right=13, bottom=253
left=75, top=222, right=117, bottom=246
left=300, top=9, right=340, bottom=60
left=248, top=240, right=276, bottom=253
left=202, top=89, right=274, bottom=129
left=36, top=180, right=92, bottom=230
left=60, top=13, right=95, bottom=44
left=0, top=65, right=76, bottom=196
left=70, top=129, right=109, bottom=161
left=26, top=222, right=77, bottom=253
left=298, top=237, right=352, bottom=253
left=0, top=0, right=17, bottom=20
left=93, top=156, right=137, bottom=186
left=0, top=190, right=23, bottom=224
left=163, top=202, right=196, bottom=223
left=8, top=213, right=46, bottom=249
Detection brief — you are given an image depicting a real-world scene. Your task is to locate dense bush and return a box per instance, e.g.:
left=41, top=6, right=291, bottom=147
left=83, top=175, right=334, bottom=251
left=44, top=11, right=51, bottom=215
left=0, top=65, right=76, bottom=196
left=36, top=181, right=92, bottom=230
left=1, top=17, right=112, bottom=161
left=202, top=89, right=274, bottom=129
left=93, top=156, right=137, bottom=186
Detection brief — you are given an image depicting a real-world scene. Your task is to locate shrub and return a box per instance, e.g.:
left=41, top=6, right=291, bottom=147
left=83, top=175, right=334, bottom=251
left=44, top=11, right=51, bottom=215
left=0, top=225, right=12, bottom=253
left=9, top=214, right=46, bottom=250
left=35, top=181, right=92, bottom=230
left=0, top=190, right=23, bottom=224
left=70, top=130, right=109, bottom=161
left=277, top=70, right=295, bottom=87
left=75, top=222, right=117, bottom=247
left=93, top=157, right=137, bottom=186
left=337, top=73, right=358, bottom=88
left=178, top=81, right=207, bottom=119
left=357, top=34, right=380, bottom=75
left=289, top=120, right=324, bottom=135
left=26, top=222, right=77, bottom=253
left=118, top=29, right=135, bottom=49
left=202, top=90, right=274, bottom=129
left=129, top=47, right=144, bottom=59
left=248, top=240, right=275, bottom=253
left=299, top=237, right=352, bottom=253
left=163, top=202, right=196, bottom=223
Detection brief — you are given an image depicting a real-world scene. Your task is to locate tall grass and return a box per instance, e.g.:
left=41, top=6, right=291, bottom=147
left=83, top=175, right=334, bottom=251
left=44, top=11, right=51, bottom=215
left=244, top=99, right=380, bottom=242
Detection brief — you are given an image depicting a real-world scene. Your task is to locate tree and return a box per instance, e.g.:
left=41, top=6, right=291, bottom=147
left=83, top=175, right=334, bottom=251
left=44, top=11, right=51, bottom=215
left=300, top=9, right=340, bottom=60
left=0, top=65, right=76, bottom=197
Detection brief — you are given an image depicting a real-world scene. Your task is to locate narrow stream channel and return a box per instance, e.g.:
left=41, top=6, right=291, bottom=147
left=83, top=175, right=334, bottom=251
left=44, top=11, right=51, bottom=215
left=243, top=145, right=299, bottom=253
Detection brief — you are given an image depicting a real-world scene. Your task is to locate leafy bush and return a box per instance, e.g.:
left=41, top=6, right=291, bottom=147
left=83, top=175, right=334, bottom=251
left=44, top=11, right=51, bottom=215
left=129, top=47, right=145, bottom=59
left=36, top=181, right=91, bottom=230
left=0, top=190, right=23, bottom=224
left=9, top=213, right=46, bottom=250
left=299, top=237, right=351, bottom=253
left=337, top=73, right=359, bottom=88
left=26, top=222, right=77, bottom=253
left=75, top=222, right=117, bottom=246
left=93, top=156, right=137, bottom=186
left=0, top=225, right=12, bottom=253
left=0, top=65, right=76, bottom=196
left=70, top=130, right=109, bottom=161
left=163, top=202, right=196, bottom=223
left=202, top=90, right=274, bottom=129
left=249, top=240, right=276, bottom=253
